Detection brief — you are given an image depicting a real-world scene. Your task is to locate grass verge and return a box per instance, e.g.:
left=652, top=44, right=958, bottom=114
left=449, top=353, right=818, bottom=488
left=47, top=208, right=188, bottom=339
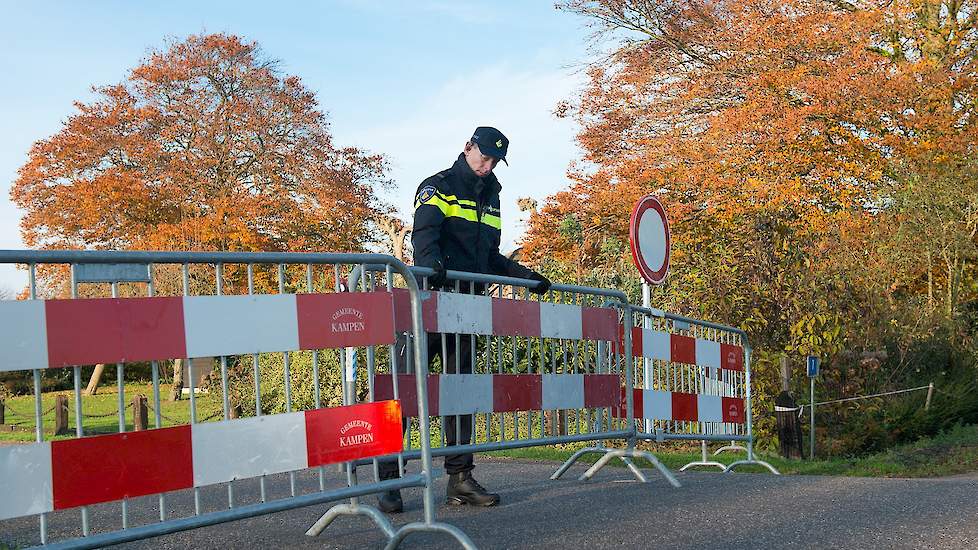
left=487, top=423, right=978, bottom=478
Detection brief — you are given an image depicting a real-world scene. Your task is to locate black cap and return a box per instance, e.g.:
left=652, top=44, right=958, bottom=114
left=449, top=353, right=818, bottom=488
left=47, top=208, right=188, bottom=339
left=471, top=126, right=509, bottom=165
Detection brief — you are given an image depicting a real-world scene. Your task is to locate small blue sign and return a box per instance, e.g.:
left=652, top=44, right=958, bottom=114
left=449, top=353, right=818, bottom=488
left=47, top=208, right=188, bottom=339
left=807, top=355, right=820, bottom=377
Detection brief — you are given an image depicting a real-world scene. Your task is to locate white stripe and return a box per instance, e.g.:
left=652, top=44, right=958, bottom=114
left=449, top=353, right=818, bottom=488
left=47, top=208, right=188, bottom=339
left=698, top=395, right=723, bottom=422
left=643, top=390, right=672, bottom=420
left=438, top=374, right=493, bottom=416
left=436, top=293, right=492, bottom=335
left=695, top=339, right=721, bottom=369
left=192, top=412, right=308, bottom=487
left=541, top=374, right=584, bottom=410
left=642, top=329, right=670, bottom=361
left=540, top=303, right=583, bottom=340
left=0, top=442, right=53, bottom=520
left=183, top=295, right=299, bottom=358
left=0, top=300, right=48, bottom=372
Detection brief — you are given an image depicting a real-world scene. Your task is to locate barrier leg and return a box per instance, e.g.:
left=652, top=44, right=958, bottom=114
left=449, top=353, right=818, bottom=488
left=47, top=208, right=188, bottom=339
left=577, top=448, right=680, bottom=487
left=713, top=440, right=748, bottom=456
left=679, top=440, right=727, bottom=472
left=305, top=502, right=396, bottom=539
left=722, top=440, right=781, bottom=475
left=385, top=521, right=478, bottom=550
left=550, top=447, right=612, bottom=480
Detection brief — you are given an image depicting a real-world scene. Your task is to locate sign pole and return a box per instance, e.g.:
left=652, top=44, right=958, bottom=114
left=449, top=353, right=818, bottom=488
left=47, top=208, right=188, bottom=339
left=809, top=376, right=815, bottom=460
left=642, top=280, right=652, bottom=433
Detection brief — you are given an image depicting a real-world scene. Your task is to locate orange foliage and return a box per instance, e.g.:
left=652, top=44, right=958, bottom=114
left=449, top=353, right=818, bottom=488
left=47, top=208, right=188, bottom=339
left=11, top=33, right=390, bottom=255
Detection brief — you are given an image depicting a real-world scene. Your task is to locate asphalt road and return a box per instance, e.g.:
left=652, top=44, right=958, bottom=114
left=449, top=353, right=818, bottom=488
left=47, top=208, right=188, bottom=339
left=4, top=457, right=977, bottom=549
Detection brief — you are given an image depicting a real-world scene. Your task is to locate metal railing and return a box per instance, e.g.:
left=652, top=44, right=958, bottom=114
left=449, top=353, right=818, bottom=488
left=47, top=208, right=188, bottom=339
left=0, top=249, right=473, bottom=550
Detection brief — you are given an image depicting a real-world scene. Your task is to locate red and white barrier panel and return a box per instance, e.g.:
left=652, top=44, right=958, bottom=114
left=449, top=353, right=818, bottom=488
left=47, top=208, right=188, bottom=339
left=614, top=389, right=746, bottom=424
left=0, top=292, right=396, bottom=372
left=0, top=400, right=402, bottom=521
left=374, top=373, right=621, bottom=417
left=391, top=289, right=619, bottom=341
left=617, top=326, right=744, bottom=371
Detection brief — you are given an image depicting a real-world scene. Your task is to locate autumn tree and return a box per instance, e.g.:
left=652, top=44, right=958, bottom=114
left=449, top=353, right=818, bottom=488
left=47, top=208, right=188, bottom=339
left=525, top=1, right=978, bottom=453
left=10, top=33, right=391, bottom=397
left=12, top=33, right=389, bottom=262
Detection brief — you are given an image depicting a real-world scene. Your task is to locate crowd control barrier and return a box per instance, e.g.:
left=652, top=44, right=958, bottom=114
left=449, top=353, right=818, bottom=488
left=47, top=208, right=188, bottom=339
left=614, top=304, right=777, bottom=474
left=349, top=265, right=679, bottom=486
left=0, top=250, right=474, bottom=550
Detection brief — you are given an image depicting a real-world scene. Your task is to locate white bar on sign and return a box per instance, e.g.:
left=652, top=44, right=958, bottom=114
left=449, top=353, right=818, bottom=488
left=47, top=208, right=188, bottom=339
left=542, top=374, right=584, bottom=410
left=191, top=412, right=308, bottom=487
left=643, top=329, right=670, bottom=361
left=183, top=294, right=299, bottom=358
left=695, top=339, right=721, bottom=369
left=643, top=390, right=672, bottom=421
left=0, top=442, right=53, bottom=520
left=540, top=303, right=583, bottom=340
left=698, top=395, right=723, bottom=423
left=0, top=300, right=48, bottom=372
left=439, top=374, right=493, bottom=416
left=436, top=293, right=492, bottom=335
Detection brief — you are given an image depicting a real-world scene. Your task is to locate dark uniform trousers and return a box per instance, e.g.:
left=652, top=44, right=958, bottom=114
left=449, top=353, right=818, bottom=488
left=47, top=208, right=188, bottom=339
left=379, top=329, right=474, bottom=479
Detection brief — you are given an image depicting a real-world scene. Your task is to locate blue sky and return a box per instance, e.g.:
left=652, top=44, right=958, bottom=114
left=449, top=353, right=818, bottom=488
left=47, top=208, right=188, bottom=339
left=0, top=1, right=597, bottom=293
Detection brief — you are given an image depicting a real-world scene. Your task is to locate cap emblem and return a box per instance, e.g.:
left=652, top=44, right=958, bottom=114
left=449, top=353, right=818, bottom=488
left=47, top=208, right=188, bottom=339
left=495, top=139, right=503, bottom=148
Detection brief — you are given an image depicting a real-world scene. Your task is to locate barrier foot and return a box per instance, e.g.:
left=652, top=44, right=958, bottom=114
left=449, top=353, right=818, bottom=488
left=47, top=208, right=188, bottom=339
left=550, top=447, right=610, bottom=480
left=305, top=502, right=396, bottom=539
left=713, top=441, right=748, bottom=456
left=680, top=440, right=727, bottom=472
left=723, top=459, right=781, bottom=475
left=577, top=449, right=680, bottom=487
left=384, top=521, right=478, bottom=550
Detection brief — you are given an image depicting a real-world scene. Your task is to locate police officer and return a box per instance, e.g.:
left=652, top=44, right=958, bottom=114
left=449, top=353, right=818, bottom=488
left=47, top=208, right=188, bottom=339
left=377, top=126, right=551, bottom=513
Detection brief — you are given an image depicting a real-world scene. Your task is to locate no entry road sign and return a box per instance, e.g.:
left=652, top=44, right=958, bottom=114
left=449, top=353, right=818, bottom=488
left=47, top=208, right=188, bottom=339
left=629, top=195, right=671, bottom=285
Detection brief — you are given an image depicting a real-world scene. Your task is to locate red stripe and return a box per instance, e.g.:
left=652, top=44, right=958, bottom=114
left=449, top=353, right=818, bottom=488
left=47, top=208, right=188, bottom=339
left=582, top=307, right=618, bottom=341
left=584, top=374, right=621, bottom=409
left=670, top=334, right=696, bottom=365
left=722, top=397, right=746, bottom=423
left=614, top=325, right=643, bottom=357
left=613, top=387, right=642, bottom=418
left=304, top=401, right=404, bottom=467
left=491, top=298, right=541, bottom=337
left=671, top=392, right=698, bottom=421
left=391, top=289, right=437, bottom=333
left=492, top=374, right=542, bottom=412
left=720, top=343, right=744, bottom=371
left=45, top=297, right=186, bottom=368
left=374, top=374, right=439, bottom=417
left=51, top=425, right=193, bottom=510
left=297, top=292, right=395, bottom=349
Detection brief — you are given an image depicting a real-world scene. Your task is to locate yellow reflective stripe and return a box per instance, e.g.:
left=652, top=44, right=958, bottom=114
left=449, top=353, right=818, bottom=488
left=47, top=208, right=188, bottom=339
left=481, top=213, right=501, bottom=229
left=415, top=191, right=501, bottom=230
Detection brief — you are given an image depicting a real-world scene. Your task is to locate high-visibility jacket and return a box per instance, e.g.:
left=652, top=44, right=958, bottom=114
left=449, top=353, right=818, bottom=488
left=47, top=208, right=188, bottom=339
left=412, top=154, right=533, bottom=281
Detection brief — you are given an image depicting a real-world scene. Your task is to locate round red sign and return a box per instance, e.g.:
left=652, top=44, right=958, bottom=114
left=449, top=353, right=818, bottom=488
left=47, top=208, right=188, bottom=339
left=629, top=195, right=670, bottom=285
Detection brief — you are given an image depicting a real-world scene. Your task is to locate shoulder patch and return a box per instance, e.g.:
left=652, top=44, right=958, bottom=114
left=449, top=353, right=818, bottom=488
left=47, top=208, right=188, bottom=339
left=416, top=185, right=437, bottom=204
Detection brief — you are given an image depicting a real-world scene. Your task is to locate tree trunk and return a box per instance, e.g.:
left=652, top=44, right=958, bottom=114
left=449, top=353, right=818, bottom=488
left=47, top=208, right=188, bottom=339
left=84, top=364, right=106, bottom=396
left=169, top=359, right=184, bottom=402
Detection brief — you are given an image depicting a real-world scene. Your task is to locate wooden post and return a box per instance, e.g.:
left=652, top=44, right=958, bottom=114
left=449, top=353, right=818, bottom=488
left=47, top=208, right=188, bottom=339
left=925, top=383, right=934, bottom=411
left=54, top=395, right=69, bottom=435
left=133, top=395, right=148, bottom=431
left=85, top=364, right=106, bottom=396
left=0, top=399, right=5, bottom=425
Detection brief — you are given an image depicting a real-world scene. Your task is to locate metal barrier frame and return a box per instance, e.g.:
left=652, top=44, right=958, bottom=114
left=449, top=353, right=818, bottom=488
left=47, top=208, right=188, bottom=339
left=350, top=265, right=680, bottom=486
left=0, top=249, right=475, bottom=550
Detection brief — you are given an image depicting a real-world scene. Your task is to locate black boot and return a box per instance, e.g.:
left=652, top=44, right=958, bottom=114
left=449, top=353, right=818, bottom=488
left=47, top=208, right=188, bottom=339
left=377, top=464, right=403, bottom=514
left=377, top=489, right=403, bottom=514
left=446, top=471, right=500, bottom=507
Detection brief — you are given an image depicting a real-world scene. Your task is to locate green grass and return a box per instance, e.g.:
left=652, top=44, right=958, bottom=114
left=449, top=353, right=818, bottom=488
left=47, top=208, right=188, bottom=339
left=0, top=383, right=225, bottom=442
left=487, top=423, right=978, bottom=478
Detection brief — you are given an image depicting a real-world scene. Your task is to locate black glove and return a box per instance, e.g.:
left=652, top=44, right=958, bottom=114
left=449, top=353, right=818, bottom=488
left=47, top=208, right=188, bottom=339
left=427, top=261, right=448, bottom=290
left=528, top=271, right=551, bottom=295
